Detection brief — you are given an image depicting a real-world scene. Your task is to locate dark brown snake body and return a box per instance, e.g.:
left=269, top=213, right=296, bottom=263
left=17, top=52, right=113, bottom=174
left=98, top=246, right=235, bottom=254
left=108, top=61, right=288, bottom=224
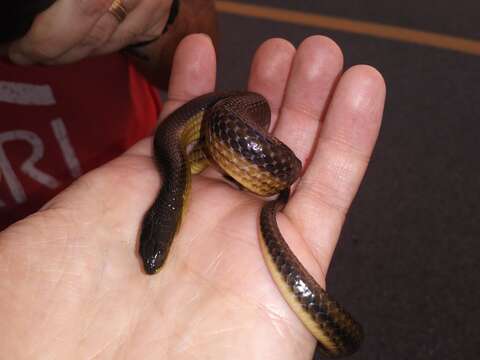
left=140, top=91, right=363, bottom=357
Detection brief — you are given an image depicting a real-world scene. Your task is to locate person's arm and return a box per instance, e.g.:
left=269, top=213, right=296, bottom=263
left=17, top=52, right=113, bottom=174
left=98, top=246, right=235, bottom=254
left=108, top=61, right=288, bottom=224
left=127, top=0, right=218, bottom=90
left=6, top=0, right=217, bottom=86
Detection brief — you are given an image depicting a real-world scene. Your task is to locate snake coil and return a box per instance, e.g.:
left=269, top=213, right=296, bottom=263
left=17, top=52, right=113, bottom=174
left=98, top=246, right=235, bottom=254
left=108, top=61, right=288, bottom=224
left=140, top=91, right=363, bottom=357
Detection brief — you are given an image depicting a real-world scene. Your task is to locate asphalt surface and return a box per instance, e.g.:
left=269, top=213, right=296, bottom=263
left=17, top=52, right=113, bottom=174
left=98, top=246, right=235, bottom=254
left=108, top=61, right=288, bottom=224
left=216, top=1, right=480, bottom=359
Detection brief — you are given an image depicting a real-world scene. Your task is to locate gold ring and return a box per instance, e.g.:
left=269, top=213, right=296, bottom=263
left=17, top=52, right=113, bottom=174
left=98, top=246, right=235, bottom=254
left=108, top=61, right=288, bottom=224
left=109, top=0, right=128, bottom=23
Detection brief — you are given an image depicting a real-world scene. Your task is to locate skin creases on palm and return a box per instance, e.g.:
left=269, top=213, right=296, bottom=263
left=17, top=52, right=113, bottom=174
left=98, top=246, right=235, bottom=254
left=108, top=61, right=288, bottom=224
left=0, top=159, right=318, bottom=358
left=0, top=33, right=385, bottom=359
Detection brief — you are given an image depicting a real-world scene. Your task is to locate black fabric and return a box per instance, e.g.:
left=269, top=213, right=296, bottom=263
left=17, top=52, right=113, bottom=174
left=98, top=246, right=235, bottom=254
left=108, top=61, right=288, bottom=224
left=164, top=0, right=180, bottom=32
left=0, top=0, right=56, bottom=43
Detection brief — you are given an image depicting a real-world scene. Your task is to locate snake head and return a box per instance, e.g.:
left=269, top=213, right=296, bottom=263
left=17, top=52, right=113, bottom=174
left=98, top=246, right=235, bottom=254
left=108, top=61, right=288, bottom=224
left=143, top=253, right=163, bottom=275
left=139, top=202, right=176, bottom=275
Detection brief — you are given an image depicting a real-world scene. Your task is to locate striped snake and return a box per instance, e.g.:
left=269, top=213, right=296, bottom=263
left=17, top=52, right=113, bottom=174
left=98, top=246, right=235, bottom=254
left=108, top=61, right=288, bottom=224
left=139, top=91, right=363, bottom=357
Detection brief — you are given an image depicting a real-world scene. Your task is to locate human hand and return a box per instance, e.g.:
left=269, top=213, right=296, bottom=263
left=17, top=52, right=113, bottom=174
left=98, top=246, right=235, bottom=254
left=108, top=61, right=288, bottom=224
left=8, top=0, right=176, bottom=65
left=0, top=34, right=385, bottom=358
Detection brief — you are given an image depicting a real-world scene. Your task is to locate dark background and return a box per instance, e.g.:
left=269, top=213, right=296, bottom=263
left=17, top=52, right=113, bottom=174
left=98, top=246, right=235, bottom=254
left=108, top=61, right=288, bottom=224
left=216, top=1, right=480, bottom=359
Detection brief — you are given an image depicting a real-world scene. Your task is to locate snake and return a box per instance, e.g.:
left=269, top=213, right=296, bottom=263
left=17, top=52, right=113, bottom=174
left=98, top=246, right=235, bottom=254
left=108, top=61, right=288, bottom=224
left=139, top=91, right=363, bottom=358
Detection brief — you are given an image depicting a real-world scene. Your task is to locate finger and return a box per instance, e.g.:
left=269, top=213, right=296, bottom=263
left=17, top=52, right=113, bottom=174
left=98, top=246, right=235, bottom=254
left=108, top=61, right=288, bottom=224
left=124, top=34, right=216, bottom=158
left=247, top=38, right=296, bottom=129
left=99, top=0, right=171, bottom=54
left=31, top=0, right=146, bottom=64
left=9, top=0, right=112, bottom=64
left=286, top=65, right=386, bottom=271
left=273, top=35, right=343, bottom=165
left=46, top=9, right=120, bottom=64
left=160, top=33, right=217, bottom=120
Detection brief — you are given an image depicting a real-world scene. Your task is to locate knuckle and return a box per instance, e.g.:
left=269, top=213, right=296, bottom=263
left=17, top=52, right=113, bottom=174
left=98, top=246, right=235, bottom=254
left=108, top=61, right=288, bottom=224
left=143, top=23, right=165, bottom=39
left=148, top=0, right=172, bottom=23
left=282, top=103, right=321, bottom=123
left=299, top=179, right=350, bottom=216
left=30, top=43, right=62, bottom=62
left=322, top=136, right=371, bottom=166
left=123, top=26, right=144, bottom=41
left=78, top=0, right=111, bottom=17
left=22, top=32, right=64, bottom=61
left=117, top=0, right=174, bottom=44
left=82, top=21, right=112, bottom=48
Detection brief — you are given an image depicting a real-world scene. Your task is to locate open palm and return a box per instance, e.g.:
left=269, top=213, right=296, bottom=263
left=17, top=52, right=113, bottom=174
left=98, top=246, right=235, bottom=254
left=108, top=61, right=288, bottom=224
left=0, top=34, right=385, bottom=359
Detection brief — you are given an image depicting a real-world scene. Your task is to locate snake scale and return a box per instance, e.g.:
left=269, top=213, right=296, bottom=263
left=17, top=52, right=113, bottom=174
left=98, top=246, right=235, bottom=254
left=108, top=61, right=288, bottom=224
left=139, top=91, right=363, bottom=357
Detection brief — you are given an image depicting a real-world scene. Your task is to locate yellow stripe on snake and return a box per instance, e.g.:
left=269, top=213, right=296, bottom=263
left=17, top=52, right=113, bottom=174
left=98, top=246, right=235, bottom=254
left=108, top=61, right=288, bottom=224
left=139, top=91, right=363, bottom=358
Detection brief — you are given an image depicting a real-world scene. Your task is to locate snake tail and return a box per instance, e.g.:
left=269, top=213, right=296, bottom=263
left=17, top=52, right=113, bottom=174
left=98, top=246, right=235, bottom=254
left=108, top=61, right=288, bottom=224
left=140, top=91, right=363, bottom=357
left=259, top=190, right=363, bottom=358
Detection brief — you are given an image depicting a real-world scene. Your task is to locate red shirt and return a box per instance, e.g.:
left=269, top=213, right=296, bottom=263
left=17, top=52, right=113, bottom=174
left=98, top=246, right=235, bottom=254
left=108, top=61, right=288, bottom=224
left=0, top=53, right=160, bottom=230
